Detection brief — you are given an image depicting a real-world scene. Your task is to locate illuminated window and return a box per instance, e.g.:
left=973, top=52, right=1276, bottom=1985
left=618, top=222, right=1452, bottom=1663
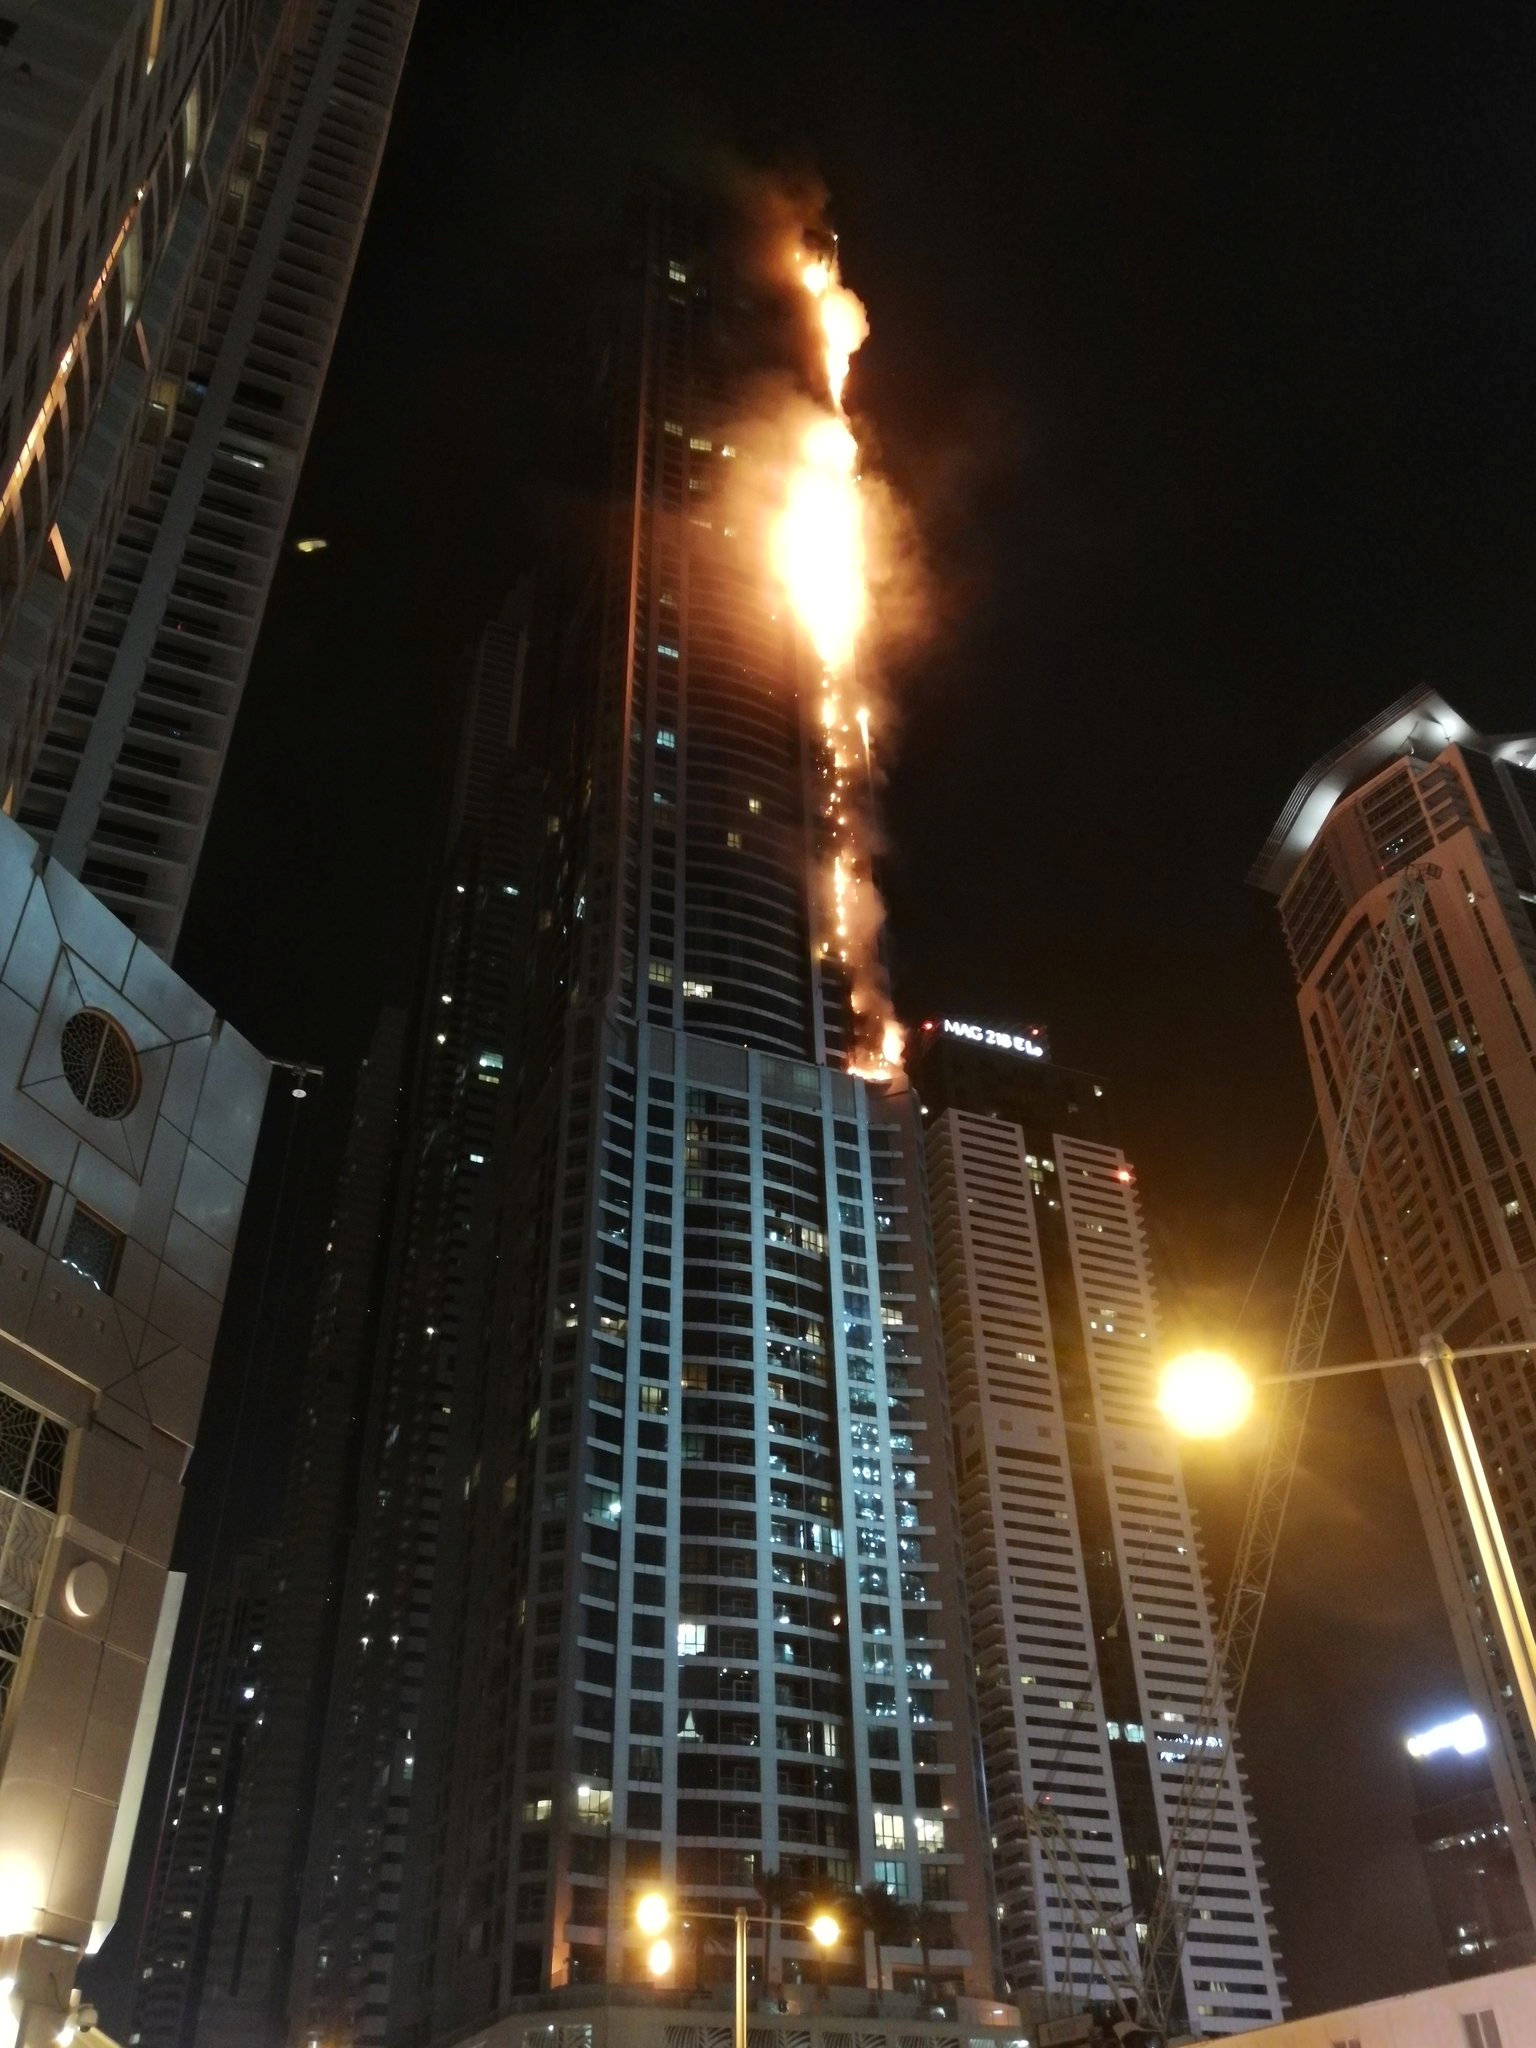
left=682, top=980, right=713, bottom=1000
left=657, top=728, right=676, bottom=748
left=873, top=1811, right=905, bottom=1851
left=678, top=1623, right=706, bottom=1657
left=726, top=831, right=742, bottom=851
left=873, top=1858, right=910, bottom=1899
left=668, top=263, right=688, bottom=284
left=914, top=1815, right=945, bottom=1852
left=748, top=797, right=762, bottom=814
left=648, top=960, right=673, bottom=986
left=574, top=1784, right=612, bottom=1822
left=664, top=419, right=683, bottom=436
left=689, top=437, right=712, bottom=452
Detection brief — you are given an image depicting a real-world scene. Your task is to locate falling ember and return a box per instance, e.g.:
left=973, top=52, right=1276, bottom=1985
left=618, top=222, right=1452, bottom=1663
left=771, top=245, right=903, bottom=1081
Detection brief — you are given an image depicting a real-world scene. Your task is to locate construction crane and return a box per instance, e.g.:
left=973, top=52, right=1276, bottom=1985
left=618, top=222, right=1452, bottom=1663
left=1022, top=864, right=1434, bottom=2043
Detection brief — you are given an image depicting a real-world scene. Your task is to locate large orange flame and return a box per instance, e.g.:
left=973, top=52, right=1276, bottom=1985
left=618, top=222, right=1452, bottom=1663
left=770, top=247, right=903, bottom=1082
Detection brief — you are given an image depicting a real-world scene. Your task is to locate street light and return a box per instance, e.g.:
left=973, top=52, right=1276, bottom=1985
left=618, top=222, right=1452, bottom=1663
left=633, top=1895, right=841, bottom=2048
left=1155, top=1349, right=1255, bottom=1438
left=1158, top=1335, right=1536, bottom=1779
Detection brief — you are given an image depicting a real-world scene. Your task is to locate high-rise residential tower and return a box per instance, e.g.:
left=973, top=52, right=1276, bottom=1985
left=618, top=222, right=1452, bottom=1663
left=1256, top=687, right=1536, bottom=1933
left=284, top=597, right=545, bottom=2048
left=1, top=9, right=414, bottom=2041
left=130, top=1009, right=407, bottom=2048
left=910, top=1016, right=1287, bottom=2037
left=309, top=192, right=1000, bottom=2048
left=2, top=0, right=417, bottom=955
left=129, top=1541, right=276, bottom=2048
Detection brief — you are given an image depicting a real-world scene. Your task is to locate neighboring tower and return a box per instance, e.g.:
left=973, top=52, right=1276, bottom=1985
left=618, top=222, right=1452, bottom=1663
left=136, top=1010, right=406, bottom=2048
left=910, top=1015, right=1288, bottom=2037
left=285, top=598, right=545, bottom=2048
left=2, top=0, right=418, bottom=954
left=1404, top=1711, right=1536, bottom=1982
left=1255, top=690, right=1536, bottom=1926
left=129, top=1544, right=276, bottom=2048
left=392, top=191, right=995, bottom=2048
left=0, top=809, right=267, bottom=2048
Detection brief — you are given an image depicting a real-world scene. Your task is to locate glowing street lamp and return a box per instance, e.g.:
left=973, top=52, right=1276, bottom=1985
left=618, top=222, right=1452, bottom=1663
left=635, top=1894, right=842, bottom=2046
left=636, top=1892, right=670, bottom=1939
left=1158, top=1332, right=1536, bottom=1843
left=1156, top=1350, right=1256, bottom=1439
left=808, top=1911, right=841, bottom=1951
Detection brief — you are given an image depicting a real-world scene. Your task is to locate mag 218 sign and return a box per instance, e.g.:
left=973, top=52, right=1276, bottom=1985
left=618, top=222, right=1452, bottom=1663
left=939, top=1017, right=1047, bottom=1059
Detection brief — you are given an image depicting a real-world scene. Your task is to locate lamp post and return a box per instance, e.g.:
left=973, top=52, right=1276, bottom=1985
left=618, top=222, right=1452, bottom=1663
left=1158, top=1335, right=1536, bottom=1777
left=635, top=1894, right=841, bottom=2048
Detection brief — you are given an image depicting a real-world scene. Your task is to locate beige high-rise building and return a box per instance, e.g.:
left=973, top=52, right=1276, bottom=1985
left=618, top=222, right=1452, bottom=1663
left=1256, top=687, right=1536, bottom=1933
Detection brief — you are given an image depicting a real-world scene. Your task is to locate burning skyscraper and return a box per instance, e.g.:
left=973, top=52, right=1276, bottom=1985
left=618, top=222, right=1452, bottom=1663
left=284, top=188, right=1001, bottom=2048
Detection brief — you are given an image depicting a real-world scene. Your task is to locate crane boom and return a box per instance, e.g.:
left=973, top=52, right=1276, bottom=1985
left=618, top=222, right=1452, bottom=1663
left=1138, top=864, right=1433, bottom=2038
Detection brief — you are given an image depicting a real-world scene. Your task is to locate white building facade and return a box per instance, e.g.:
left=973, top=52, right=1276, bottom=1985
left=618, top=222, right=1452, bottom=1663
left=913, top=1022, right=1286, bottom=2037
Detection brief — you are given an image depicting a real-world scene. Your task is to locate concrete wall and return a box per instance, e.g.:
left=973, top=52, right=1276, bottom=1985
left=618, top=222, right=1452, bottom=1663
left=1220, top=1958, right=1536, bottom=2043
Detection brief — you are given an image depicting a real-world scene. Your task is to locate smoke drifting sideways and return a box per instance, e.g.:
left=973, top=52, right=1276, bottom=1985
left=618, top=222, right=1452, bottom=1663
left=714, top=175, right=931, bottom=1081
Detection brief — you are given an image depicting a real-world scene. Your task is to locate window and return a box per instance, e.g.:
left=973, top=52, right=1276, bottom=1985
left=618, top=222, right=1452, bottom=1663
left=873, top=1859, right=909, bottom=1899
left=873, top=1811, right=905, bottom=1851
left=1462, top=2014, right=1503, bottom=2048
left=0, top=1390, right=66, bottom=1510
left=647, top=961, right=673, bottom=987
left=913, top=1815, right=945, bottom=1852
left=574, top=1784, right=612, bottom=1822
left=678, top=1623, right=706, bottom=1658
left=0, top=1150, right=46, bottom=1240
left=61, top=1205, right=122, bottom=1292
left=60, top=1010, right=139, bottom=1118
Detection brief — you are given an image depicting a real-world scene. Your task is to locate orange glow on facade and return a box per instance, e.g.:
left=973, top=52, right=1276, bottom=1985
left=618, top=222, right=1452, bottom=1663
left=774, top=245, right=902, bottom=1080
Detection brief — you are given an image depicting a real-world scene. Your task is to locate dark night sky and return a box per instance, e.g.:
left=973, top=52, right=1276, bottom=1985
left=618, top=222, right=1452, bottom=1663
left=161, top=0, right=1536, bottom=2023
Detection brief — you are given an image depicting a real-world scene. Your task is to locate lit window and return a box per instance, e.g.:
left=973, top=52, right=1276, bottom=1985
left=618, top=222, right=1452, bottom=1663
left=689, top=437, right=712, bottom=452
left=658, top=642, right=679, bottom=659
left=648, top=960, right=673, bottom=987
left=657, top=728, right=676, bottom=748
left=668, top=263, right=688, bottom=284
left=678, top=1622, right=707, bottom=1657
left=873, top=1811, right=905, bottom=1851
left=873, top=1859, right=910, bottom=1899
left=914, top=1815, right=945, bottom=1852
left=726, top=831, right=742, bottom=851
left=664, top=419, right=683, bottom=436
left=748, top=797, right=762, bottom=814
left=574, top=1784, right=612, bottom=1821
left=682, top=980, right=713, bottom=1000
left=478, top=1051, right=504, bottom=1070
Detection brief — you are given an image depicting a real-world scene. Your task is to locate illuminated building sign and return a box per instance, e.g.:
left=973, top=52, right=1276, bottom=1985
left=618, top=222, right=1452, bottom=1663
left=1406, top=1712, right=1486, bottom=1759
left=929, top=1017, right=1048, bottom=1060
